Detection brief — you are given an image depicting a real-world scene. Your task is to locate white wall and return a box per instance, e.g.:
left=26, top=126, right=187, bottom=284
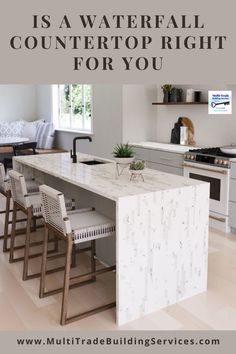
left=36, top=85, right=52, bottom=121
left=55, top=85, right=123, bottom=159
left=3, top=84, right=235, bottom=152
left=55, top=84, right=157, bottom=158
left=123, top=85, right=157, bottom=143
left=155, top=84, right=236, bottom=147
left=0, top=85, right=37, bottom=121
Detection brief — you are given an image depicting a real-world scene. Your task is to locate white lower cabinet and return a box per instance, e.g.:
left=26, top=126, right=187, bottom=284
left=147, top=162, right=183, bottom=176
left=229, top=162, right=236, bottom=229
left=229, top=202, right=236, bottom=229
left=132, top=147, right=150, bottom=161
left=133, top=147, right=184, bottom=176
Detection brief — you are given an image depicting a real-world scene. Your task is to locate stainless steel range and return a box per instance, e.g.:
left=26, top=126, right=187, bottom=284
left=183, top=147, right=235, bottom=232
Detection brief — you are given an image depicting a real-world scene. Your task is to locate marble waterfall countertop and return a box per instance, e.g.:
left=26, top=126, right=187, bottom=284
left=14, top=152, right=206, bottom=201
left=131, top=141, right=202, bottom=154
left=13, top=152, right=210, bottom=326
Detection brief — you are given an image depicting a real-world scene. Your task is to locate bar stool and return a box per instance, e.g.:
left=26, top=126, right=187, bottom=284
left=39, top=184, right=116, bottom=325
left=8, top=170, right=74, bottom=281
left=0, top=163, right=39, bottom=252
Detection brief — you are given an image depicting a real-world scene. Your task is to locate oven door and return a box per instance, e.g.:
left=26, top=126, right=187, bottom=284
left=183, top=162, right=230, bottom=216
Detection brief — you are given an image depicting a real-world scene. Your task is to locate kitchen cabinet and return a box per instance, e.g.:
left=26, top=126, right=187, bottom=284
left=132, top=146, right=150, bottom=161
left=229, top=202, right=236, bottom=230
left=229, top=162, right=236, bottom=229
left=147, top=162, right=183, bottom=176
left=133, top=146, right=184, bottom=176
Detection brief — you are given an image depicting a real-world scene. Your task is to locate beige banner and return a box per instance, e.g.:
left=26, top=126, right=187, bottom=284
left=0, top=0, right=235, bottom=83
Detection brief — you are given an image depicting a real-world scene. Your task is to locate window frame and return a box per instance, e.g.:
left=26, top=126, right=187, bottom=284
left=52, top=84, right=93, bottom=134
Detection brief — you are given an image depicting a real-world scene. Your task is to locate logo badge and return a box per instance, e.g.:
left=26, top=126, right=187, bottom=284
left=208, top=91, right=232, bottom=114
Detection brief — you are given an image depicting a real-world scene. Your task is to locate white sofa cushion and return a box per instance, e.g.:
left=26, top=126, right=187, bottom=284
left=35, top=122, right=55, bottom=149
left=0, top=121, right=24, bottom=137
left=23, top=119, right=45, bottom=141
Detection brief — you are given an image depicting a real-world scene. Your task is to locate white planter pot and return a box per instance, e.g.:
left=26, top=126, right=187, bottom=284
left=130, top=169, right=145, bottom=181
left=129, top=169, right=145, bottom=175
left=114, top=157, right=134, bottom=164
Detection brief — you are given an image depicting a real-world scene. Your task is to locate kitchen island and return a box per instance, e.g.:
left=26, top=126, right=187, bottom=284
left=13, top=152, right=209, bottom=326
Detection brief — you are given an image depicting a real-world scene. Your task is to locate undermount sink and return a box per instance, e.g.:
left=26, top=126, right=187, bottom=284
left=79, top=160, right=108, bottom=165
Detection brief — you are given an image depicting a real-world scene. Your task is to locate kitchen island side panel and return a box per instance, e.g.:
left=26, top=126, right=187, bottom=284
left=116, top=184, right=209, bottom=326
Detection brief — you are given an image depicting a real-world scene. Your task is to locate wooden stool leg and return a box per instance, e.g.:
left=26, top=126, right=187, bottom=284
left=9, top=202, right=17, bottom=263
left=3, top=193, right=11, bottom=252
left=71, top=244, right=77, bottom=268
left=22, top=208, right=33, bottom=281
left=60, top=237, right=73, bottom=326
left=39, top=225, right=49, bottom=298
left=32, top=217, right=37, bottom=232
left=54, top=235, right=59, bottom=253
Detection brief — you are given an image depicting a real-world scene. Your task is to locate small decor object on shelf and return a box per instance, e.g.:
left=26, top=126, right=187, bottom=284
left=186, top=88, right=194, bottom=102
left=170, top=88, right=183, bottom=103
left=161, top=84, right=173, bottom=103
left=129, top=160, right=145, bottom=182
left=113, top=142, right=135, bottom=176
left=193, top=90, right=202, bottom=102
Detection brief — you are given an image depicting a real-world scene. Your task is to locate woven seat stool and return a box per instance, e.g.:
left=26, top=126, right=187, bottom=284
left=39, top=184, right=116, bottom=326
left=8, top=170, right=75, bottom=281
left=0, top=163, right=40, bottom=252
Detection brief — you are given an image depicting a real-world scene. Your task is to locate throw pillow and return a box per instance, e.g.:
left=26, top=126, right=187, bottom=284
left=23, top=119, right=45, bottom=141
left=35, top=122, right=55, bottom=149
left=0, top=120, right=24, bottom=137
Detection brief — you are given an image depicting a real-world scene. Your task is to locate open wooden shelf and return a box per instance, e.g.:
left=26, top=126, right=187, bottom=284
left=152, top=102, right=208, bottom=105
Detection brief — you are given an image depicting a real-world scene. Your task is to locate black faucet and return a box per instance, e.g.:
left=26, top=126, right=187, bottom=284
left=70, top=136, right=92, bottom=163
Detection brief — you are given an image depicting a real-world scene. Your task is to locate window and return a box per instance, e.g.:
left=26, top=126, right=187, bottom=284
left=54, top=84, right=93, bottom=132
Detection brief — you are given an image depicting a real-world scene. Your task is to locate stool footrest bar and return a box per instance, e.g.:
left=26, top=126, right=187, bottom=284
left=69, top=265, right=116, bottom=286
left=64, top=302, right=116, bottom=325
left=40, top=278, right=96, bottom=298
left=25, top=266, right=66, bottom=281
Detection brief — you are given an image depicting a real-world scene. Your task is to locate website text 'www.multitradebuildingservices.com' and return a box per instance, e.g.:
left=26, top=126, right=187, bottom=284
left=16, top=335, right=220, bottom=348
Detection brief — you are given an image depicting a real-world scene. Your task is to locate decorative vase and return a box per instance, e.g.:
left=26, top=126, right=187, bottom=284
left=170, top=88, right=183, bottom=102
left=163, top=91, right=170, bottom=103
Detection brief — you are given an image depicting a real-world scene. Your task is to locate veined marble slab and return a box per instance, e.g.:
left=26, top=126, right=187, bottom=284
left=131, top=141, right=202, bottom=154
left=14, top=153, right=206, bottom=201
left=13, top=153, right=209, bottom=326
left=117, top=184, right=209, bottom=325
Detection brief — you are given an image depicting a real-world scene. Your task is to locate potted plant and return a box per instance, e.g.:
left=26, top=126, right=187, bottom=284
left=129, top=160, right=145, bottom=181
left=129, top=160, right=145, bottom=172
left=113, top=142, right=135, bottom=164
left=161, top=84, right=173, bottom=103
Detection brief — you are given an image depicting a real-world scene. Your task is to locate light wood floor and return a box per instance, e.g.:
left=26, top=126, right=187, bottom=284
left=0, top=196, right=236, bottom=330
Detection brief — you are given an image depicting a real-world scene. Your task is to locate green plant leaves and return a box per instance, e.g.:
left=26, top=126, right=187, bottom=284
left=129, top=160, right=145, bottom=170
left=113, top=142, right=134, bottom=157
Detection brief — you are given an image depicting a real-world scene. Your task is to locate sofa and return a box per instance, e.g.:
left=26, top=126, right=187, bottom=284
left=0, top=119, right=66, bottom=156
